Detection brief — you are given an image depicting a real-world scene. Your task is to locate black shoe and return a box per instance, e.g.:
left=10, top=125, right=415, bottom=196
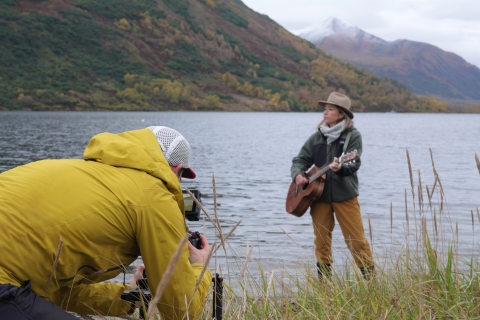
left=359, top=265, right=375, bottom=280
left=316, top=262, right=332, bottom=280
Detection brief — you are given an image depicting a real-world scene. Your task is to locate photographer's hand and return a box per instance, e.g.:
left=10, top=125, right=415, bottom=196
left=128, top=264, right=145, bottom=289
left=187, top=234, right=211, bottom=265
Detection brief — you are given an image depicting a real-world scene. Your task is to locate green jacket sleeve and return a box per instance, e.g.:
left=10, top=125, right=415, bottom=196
left=291, top=134, right=315, bottom=181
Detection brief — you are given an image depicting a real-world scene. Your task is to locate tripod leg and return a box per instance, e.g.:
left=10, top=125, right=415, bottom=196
left=212, top=274, right=223, bottom=320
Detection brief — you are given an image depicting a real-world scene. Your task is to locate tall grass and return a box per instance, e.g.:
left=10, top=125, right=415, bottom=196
left=81, top=151, right=480, bottom=319
left=192, top=150, right=480, bottom=320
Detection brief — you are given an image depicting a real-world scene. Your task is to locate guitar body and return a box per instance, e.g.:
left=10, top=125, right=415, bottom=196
left=286, top=166, right=326, bottom=217
left=285, top=150, right=358, bottom=218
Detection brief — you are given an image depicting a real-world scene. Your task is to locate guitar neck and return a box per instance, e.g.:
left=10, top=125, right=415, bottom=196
left=306, top=150, right=356, bottom=184
left=308, top=166, right=330, bottom=183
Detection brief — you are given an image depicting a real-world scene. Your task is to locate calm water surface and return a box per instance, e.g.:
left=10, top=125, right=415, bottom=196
left=1, top=112, right=479, bottom=276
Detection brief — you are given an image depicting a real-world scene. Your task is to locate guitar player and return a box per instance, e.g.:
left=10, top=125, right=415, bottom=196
left=290, top=92, right=375, bottom=280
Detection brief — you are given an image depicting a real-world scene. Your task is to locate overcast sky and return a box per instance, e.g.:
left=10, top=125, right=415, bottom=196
left=242, top=0, right=480, bottom=68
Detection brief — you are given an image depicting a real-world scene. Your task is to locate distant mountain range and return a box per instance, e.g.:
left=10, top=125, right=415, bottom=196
left=0, top=1, right=475, bottom=112
left=298, top=18, right=480, bottom=102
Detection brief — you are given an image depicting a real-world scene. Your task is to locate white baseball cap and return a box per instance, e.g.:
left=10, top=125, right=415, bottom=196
left=148, top=126, right=196, bottom=179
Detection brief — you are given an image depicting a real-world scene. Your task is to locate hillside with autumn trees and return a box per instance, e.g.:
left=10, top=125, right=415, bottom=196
left=0, top=0, right=474, bottom=112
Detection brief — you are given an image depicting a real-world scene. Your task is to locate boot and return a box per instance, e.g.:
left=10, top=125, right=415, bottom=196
left=316, top=262, right=331, bottom=281
left=359, top=265, right=375, bottom=281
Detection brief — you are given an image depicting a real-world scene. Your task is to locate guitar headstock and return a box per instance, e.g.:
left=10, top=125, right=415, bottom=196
left=339, top=150, right=358, bottom=164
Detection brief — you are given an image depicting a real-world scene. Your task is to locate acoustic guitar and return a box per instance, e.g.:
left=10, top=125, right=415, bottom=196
left=285, top=150, right=358, bottom=217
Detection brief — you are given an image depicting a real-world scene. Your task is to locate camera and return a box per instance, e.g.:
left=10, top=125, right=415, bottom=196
left=188, top=230, right=202, bottom=249
left=182, top=189, right=202, bottom=221
left=121, top=270, right=150, bottom=319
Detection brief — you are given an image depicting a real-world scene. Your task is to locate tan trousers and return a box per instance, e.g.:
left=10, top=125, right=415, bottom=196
left=310, top=197, right=374, bottom=268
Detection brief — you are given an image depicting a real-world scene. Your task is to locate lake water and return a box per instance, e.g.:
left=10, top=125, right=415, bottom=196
left=1, top=111, right=479, bottom=278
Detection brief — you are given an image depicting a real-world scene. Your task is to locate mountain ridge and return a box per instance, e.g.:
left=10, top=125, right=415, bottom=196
left=298, top=18, right=480, bottom=102
left=0, top=0, right=475, bottom=112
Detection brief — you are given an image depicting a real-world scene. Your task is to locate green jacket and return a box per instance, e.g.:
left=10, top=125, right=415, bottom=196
left=291, top=127, right=362, bottom=202
left=0, top=128, right=211, bottom=319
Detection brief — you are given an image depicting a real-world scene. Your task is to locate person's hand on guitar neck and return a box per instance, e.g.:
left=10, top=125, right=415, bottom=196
left=329, top=157, right=342, bottom=172
left=295, top=156, right=342, bottom=186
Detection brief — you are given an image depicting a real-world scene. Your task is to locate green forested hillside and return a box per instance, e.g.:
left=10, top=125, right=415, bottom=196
left=0, top=0, right=452, bottom=112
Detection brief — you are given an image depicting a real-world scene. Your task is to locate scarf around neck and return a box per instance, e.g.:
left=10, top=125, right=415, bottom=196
left=319, top=120, right=346, bottom=145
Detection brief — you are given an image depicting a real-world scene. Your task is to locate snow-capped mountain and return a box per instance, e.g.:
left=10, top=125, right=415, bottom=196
left=297, top=18, right=480, bottom=101
left=297, top=17, right=384, bottom=45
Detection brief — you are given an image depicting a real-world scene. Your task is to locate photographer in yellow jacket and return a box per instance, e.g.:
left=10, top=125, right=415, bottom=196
left=0, top=126, right=211, bottom=320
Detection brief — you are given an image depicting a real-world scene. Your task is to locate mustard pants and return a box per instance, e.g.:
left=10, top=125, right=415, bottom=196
left=310, top=197, right=374, bottom=268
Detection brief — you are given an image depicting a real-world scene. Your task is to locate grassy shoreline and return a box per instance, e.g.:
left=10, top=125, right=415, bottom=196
left=194, top=151, right=480, bottom=319
left=80, top=152, right=479, bottom=319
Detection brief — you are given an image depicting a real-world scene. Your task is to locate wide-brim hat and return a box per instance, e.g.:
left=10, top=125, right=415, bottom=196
left=318, top=92, right=354, bottom=119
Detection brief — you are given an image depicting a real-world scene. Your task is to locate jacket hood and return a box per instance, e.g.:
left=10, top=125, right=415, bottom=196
left=83, top=128, right=184, bottom=211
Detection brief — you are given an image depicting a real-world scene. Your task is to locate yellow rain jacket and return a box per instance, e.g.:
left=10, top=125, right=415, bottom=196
left=0, top=128, right=211, bottom=319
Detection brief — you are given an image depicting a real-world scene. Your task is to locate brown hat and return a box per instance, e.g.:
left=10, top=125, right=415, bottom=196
left=318, top=92, right=354, bottom=119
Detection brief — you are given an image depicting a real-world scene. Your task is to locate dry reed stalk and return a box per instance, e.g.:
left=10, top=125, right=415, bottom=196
left=185, top=188, right=223, bottom=239
left=456, top=221, right=459, bottom=245
left=278, top=225, right=301, bottom=247
left=211, top=175, right=226, bottom=256
left=418, top=169, right=423, bottom=214
left=264, top=271, right=275, bottom=306
left=421, top=217, right=427, bottom=244
left=212, top=174, right=217, bottom=216
left=184, top=296, right=189, bottom=320
left=433, top=208, right=438, bottom=237
left=475, top=153, right=480, bottom=174
left=438, top=176, right=446, bottom=204
left=455, top=222, right=459, bottom=282
left=431, top=176, right=438, bottom=197
left=429, top=148, right=436, bottom=175
left=440, top=188, right=444, bottom=214
left=472, top=210, right=475, bottom=248
left=420, top=217, right=427, bottom=274
left=240, top=244, right=253, bottom=278
left=472, top=210, right=475, bottom=230
left=418, top=185, right=422, bottom=212
left=404, top=189, right=410, bottom=233
left=147, top=234, right=188, bottom=319
left=477, top=207, right=480, bottom=224
left=426, top=185, right=432, bottom=210
left=212, top=220, right=241, bottom=254
left=241, top=243, right=254, bottom=315
left=429, top=149, right=440, bottom=197
left=430, top=149, right=447, bottom=205
left=406, top=149, right=415, bottom=209
left=45, top=237, right=63, bottom=296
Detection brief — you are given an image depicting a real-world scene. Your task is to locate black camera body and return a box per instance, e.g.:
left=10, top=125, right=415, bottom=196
left=183, top=189, right=202, bottom=221
left=188, top=230, right=202, bottom=249
left=121, top=270, right=150, bottom=318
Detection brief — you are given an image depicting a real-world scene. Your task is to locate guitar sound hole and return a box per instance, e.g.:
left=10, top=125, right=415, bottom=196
left=302, top=183, right=309, bottom=190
